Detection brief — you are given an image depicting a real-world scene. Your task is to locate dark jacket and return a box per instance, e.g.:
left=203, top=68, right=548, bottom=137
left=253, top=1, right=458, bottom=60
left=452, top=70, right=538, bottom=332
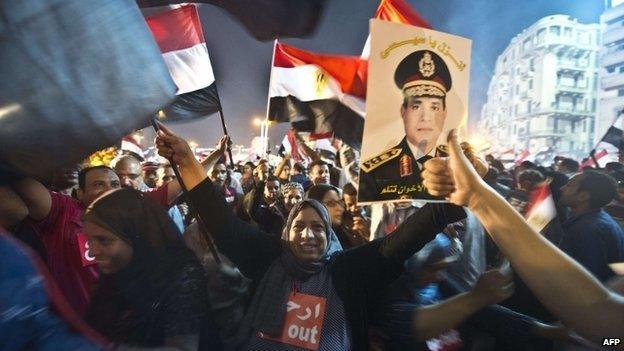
left=247, top=181, right=286, bottom=236
left=359, top=138, right=434, bottom=202
left=188, top=177, right=465, bottom=351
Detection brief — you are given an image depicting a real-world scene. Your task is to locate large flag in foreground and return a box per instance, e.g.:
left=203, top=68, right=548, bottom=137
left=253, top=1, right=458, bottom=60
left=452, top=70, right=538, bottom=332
left=146, top=5, right=220, bottom=121
left=137, top=0, right=327, bottom=41
left=0, top=0, right=176, bottom=181
left=268, top=42, right=366, bottom=149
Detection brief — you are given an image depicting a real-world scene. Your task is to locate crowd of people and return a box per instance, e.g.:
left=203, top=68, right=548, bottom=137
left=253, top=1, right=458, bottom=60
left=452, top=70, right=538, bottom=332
left=1, top=124, right=624, bottom=350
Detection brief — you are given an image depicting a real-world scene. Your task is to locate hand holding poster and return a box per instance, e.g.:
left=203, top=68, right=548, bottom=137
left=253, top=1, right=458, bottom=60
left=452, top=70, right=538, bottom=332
left=358, top=19, right=471, bottom=204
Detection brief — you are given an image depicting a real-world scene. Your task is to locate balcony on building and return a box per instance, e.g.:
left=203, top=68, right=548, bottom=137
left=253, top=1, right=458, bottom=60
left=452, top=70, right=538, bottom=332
left=603, top=25, right=624, bottom=46
left=602, top=4, right=624, bottom=25
left=602, top=72, right=624, bottom=90
left=556, top=84, right=586, bottom=96
left=602, top=46, right=624, bottom=68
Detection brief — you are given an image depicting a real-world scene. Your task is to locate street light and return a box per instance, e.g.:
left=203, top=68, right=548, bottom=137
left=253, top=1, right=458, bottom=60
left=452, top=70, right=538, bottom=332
left=252, top=116, right=270, bottom=158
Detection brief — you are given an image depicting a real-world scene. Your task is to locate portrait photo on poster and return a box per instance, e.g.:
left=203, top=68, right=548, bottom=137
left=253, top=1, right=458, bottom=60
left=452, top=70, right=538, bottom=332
left=358, top=19, right=472, bottom=204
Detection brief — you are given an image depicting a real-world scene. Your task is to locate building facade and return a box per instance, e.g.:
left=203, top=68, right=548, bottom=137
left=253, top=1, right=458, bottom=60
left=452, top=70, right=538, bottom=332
left=597, top=1, right=624, bottom=147
left=480, top=15, right=600, bottom=159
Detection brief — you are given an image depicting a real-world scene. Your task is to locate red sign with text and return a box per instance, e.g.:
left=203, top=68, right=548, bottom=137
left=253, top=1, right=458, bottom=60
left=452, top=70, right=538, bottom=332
left=77, top=233, right=97, bottom=267
left=259, top=292, right=327, bottom=350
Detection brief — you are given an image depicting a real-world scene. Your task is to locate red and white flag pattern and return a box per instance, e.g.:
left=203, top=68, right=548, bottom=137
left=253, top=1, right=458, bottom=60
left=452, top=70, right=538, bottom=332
left=268, top=42, right=366, bottom=149
left=361, top=0, right=432, bottom=59
left=146, top=5, right=220, bottom=120
left=525, top=183, right=557, bottom=233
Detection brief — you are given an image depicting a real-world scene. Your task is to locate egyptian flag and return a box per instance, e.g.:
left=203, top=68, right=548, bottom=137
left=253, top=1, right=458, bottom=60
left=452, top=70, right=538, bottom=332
left=137, top=0, right=327, bottom=41
left=268, top=42, right=366, bottom=149
left=602, top=125, right=624, bottom=150
left=580, top=149, right=608, bottom=168
left=361, top=0, right=431, bottom=59
left=525, top=183, right=557, bottom=233
left=146, top=5, right=220, bottom=121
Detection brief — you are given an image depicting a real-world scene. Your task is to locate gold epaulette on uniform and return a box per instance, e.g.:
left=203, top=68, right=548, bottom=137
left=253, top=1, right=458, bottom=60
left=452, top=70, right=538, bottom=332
left=361, top=148, right=402, bottom=172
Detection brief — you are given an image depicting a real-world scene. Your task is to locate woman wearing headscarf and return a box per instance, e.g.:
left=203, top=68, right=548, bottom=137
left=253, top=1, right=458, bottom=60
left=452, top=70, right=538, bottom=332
left=307, top=184, right=369, bottom=249
left=155, top=130, right=467, bottom=351
left=82, top=188, right=222, bottom=350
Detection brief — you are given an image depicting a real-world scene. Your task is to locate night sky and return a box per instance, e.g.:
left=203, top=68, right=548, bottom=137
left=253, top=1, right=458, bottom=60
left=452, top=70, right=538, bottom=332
left=165, top=0, right=605, bottom=151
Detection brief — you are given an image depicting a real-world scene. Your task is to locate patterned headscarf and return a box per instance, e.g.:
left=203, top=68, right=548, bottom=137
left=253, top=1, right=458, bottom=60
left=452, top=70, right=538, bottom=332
left=280, top=182, right=304, bottom=198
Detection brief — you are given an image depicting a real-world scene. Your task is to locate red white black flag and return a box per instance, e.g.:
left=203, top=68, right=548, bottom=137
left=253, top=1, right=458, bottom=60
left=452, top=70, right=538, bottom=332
left=361, top=0, right=431, bottom=59
left=525, top=182, right=557, bottom=233
left=146, top=5, right=220, bottom=121
left=268, top=42, right=366, bottom=149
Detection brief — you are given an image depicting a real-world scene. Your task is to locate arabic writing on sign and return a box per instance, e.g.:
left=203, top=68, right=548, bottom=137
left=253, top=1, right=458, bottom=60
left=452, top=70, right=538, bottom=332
left=380, top=35, right=466, bottom=71
left=380, top=183, right=427, bottom=195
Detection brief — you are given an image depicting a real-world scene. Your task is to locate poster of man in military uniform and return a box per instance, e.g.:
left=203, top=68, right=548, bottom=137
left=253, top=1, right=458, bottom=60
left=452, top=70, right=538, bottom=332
left=358, top=19, right=472, bottom=203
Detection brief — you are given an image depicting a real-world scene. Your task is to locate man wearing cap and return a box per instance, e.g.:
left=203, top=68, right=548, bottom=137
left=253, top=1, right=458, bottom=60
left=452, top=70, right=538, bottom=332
left=359, top=50, right=452, bottom=202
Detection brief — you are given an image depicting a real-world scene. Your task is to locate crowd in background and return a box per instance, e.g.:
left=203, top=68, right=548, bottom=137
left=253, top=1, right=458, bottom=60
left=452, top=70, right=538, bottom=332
left=1, top=125, right=623, bottom=350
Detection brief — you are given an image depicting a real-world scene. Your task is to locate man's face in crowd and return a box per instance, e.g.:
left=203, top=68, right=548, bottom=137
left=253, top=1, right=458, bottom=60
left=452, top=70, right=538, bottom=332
left=78, top=168, right=121, bottom=206
left=84, top=221, right=133, bottom=275
left=559, top=174, right=588, bottom=208
left=322, top=189, right=344, bottom=226
left=114, top=158, right=142, bottom=190
left=287, top=206, right=328, bottom=263
left=310, top=164, right=330, bottom=185
left=401, top=96, right=446, bottom=154
left=211, top=163, right=228, bottom=185
left=343, top=193, right=360, bottom=217
left=284, top=188, right=304, bottom=213
left=264, top=180, right=281, bottom=204
left=142, top=168, right=159, bottom=189
left=157, top=166, right=176, bottom=187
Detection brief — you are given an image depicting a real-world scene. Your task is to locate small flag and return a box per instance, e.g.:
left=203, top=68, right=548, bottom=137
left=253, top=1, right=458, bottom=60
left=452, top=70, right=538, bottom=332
left=525, top=182, right=557, bottom=233
left=580, top=149, right=608, bottom=168
left=268, top=42, right=365, bottom=149
left=146, top=5, right=221, bottom=121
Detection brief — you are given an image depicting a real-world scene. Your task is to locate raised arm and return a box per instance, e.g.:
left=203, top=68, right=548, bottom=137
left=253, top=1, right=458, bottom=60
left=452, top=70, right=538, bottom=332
left=294, top=131, right=321, bottom=162
left=11, top=178, right=52, bottom=221
left=273, top=153, right=291, bottom=178
left=422, top=130, right=624, bottom=343
left=156, top=124, right=228, bottom=205
left=414, top=269, right=514, bottom=340
left=155, top=129, right=281, bottom=280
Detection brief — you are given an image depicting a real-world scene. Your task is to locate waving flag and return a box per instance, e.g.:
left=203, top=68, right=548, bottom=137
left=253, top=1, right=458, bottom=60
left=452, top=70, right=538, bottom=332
left=137, top=0, right=327, bottom=41
left=146, top=5, right=221, bottom=121
left=361, top=0, right=431, bottom=59
left=0, top=0, right=175, bottom=180
left=268, top=42, right=366, bottom=149
left=526, top=183, right=557, bottom=233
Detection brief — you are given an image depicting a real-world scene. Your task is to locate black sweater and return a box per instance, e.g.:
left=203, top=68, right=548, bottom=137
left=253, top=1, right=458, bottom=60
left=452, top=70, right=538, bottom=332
left=188, top=177, right=465, bottom=351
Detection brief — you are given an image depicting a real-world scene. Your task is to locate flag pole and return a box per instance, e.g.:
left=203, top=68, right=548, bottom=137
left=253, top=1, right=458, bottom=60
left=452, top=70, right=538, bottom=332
left=150, top=116, right=222, bottom=265
left=212, top=87, right=235, bottom=168
left=262, top=40, right=279, bottom=160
